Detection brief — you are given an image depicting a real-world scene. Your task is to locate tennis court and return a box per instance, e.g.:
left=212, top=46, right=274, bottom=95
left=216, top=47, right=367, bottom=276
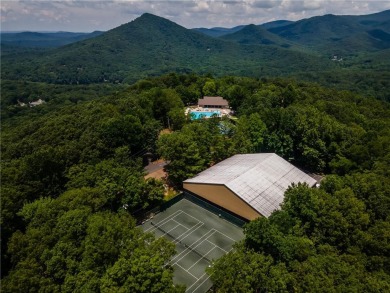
left=142, top=197, right=244, bottom=293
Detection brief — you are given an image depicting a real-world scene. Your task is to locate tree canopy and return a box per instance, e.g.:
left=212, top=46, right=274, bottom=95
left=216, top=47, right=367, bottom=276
left=1, top=73, right=389, bottom=291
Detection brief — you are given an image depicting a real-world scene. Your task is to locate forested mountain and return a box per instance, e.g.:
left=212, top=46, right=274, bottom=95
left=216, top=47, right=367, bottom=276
left=0, top=43, right=48, bottom=56
left=192, top=25, right=246, bottom=37
left=269, top=10, right=390, bottom=54
left=261, top=20, right=294, bottom=29
left=193, top=20, right=294, bottom=37
left=2, top=74, right=389, bottom=291
left=2, top=12, right=390, bottom=101
left=220, top=24, right=293, bottom=48
left=0, top=13, right=332, bottom=84
left=0, top=31, right=104, bottom=48
left=194, top=10, right=390, bottom=55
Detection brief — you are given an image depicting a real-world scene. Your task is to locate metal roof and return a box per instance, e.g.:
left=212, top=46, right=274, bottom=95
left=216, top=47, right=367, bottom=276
left=198, top=96, right=229, bottom=106
left=184, top=153, right=317, bottom=217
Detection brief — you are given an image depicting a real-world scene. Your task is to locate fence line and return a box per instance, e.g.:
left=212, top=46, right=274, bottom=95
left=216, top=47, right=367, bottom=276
left=134, top=191, right=247, bottom=227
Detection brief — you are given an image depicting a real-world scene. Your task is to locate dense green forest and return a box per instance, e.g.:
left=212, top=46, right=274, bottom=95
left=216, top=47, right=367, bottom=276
left=266, top=10, right=390, bottom=55
left=2, top=12, right=390, bottom=101
left=1, top=73, right=389, bottom=291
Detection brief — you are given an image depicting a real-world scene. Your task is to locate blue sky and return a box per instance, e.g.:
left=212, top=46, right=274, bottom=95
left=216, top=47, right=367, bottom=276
left=1, top=1, right=389, bottom=32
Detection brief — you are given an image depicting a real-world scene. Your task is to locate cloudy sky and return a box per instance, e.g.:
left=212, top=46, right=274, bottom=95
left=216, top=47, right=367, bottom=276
left=1, top=0, right=389, bottom=32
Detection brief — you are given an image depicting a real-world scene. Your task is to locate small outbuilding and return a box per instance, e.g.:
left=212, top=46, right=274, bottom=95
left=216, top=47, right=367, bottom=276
left=183, top=153, right=316, bottom=220
left=29, top=99, right=45, bottom=107
left=198, top=96, right=229, bottom=109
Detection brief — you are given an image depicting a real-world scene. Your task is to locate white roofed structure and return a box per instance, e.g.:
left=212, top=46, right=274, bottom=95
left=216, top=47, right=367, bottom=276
left=183, top=153, right=316, bottom=220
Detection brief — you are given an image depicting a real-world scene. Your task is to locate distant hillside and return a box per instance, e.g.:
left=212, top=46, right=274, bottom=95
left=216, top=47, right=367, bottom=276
left=0, top=43, right=48, bottom=56
left=220, top=24, right=294, bottom=48
left=1, top=13, right=332, bottom=84
left=192, top=25, right=245, bottom=37
left=2, top=11, right=389, bottom=100
left=193, top=20, right=295, bottom=37
left=0, top=31, right=104, bottom=48
left=355, top=9, right=390, bottom=24
left=269, top=10, right=390, bottom=54
left=261, top=20, right=294, bottom=29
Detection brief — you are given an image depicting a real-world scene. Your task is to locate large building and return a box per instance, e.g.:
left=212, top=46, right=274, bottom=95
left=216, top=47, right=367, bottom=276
left=198, top=96, right=229, bottom=109
left=183, top=153, right=317, bottom=220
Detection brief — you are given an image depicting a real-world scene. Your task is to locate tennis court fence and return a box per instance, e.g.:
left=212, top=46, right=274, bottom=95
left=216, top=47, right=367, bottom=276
left=183, top=191, right=247, bottom=227
left=134, top=191, right=247, bottom=227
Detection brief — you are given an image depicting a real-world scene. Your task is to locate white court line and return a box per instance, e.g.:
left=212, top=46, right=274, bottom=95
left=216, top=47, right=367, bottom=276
left=145, top=206, right=240, bottom=292
left=187, top=272, right=209, bottom=292
left=190, top=249, right=237, bottom=293
left=213, top=228, right=237, bottom=242
left=144, top=209, right=183, bottom=232
left=173, top=230, right=217, bottom=264
left=172, top=218, right=190, bottom=229
left=158, top=223, right=181, bottom=239
left=174, top=263, right=199, bottom=280
left=177, top=210, right=238, bottom=243
left=172, top=222, right=203, bottom=244
left=185, top=204, right=240, bottom=243
left=187, top=246, right=215, bottom=271
left=168, top=222, right=202, bottom=245
left=176, top=221, right=204, bottom=243
left=185, top=227, right=238, bottom=292
left=171, top=229, right=215, bottom=263
left=179, top=210, right=206, bottom=223
left=206, top=240, right=228, bottom=253
left=171, top=229, right=214, bottom=263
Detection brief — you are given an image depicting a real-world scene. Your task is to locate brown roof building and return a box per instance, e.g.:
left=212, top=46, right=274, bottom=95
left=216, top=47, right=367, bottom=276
left=198, top=96, right=229, bottom=108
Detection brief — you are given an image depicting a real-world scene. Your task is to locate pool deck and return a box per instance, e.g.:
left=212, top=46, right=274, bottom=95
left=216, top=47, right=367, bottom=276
left=185, top=106, right=232, bottom=120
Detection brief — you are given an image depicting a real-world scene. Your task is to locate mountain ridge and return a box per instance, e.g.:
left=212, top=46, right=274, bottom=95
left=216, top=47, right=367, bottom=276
left=220, top=24, right=294, bottom=48
left=2, top=10, right=389, bottom=101
left=192, top=25, right=246, bottom=37
left=261, top=20, right=294, bottom=29
left=0, top=31, right=104, bottom=48
left=268, top=10, right=390, bottom=54
left=1, top=12, right=332, bottom=84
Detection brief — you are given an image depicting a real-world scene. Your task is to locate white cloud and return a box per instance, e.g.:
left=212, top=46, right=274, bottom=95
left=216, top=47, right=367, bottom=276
left=1, top=0, right=389, bottom=31
left=250, top=0, right=282, bottom=9
left=303, top=0, right=322, bottom=10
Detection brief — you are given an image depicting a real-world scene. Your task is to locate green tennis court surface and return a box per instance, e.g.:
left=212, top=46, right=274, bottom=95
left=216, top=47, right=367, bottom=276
left=141, top=198, right=244, bottom=293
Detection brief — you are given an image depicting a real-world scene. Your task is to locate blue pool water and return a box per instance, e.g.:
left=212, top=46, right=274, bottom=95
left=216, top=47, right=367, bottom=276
left=190, top=111, right=221, bottom=120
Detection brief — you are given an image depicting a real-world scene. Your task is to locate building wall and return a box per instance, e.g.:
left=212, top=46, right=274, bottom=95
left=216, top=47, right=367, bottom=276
left=183, top=183, right=261, bottom=220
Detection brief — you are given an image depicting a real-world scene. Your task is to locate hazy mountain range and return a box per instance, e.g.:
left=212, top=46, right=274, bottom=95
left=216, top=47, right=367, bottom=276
left=3, top=10, right=389, bottom=54
left=193, top=20, right=293, bottom=37
left=1, top=31, right=104, bottom=48
left=1, top=10, right=389, bottom=97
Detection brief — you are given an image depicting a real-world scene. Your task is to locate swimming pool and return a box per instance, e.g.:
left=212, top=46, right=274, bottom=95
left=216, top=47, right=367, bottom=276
left=190, top=110, right=221, bottom=120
